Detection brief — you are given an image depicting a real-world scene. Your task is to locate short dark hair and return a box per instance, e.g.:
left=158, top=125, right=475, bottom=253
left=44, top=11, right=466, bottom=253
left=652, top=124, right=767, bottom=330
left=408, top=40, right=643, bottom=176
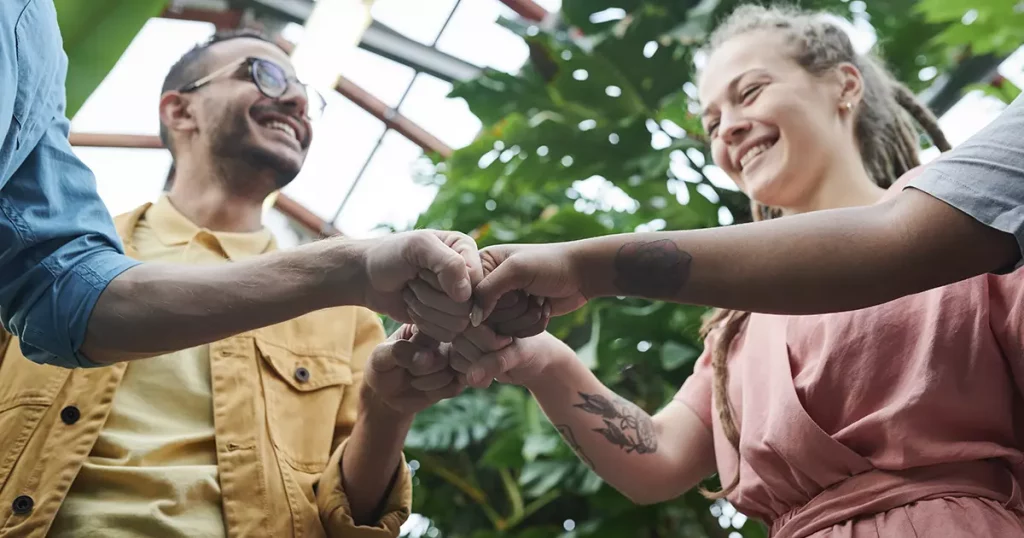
left=158, top=28, right=287, bottom=151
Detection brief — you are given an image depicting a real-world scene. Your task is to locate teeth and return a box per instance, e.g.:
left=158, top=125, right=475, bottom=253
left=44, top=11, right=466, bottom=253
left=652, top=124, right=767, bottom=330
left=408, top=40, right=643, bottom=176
left=739, top=142, right=773, bottom=169
left=264, top=120, right=297, bottom=141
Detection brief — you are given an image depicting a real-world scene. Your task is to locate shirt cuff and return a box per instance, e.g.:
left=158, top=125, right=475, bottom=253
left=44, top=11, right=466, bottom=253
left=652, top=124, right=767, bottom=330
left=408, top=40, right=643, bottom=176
left=316, top=437, right=413, bottom=537
left=18, top=247, right=140, bottom=368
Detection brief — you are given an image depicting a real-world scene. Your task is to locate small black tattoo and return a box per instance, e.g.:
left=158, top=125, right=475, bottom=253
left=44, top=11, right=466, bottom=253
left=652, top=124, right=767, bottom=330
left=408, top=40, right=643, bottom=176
left=555, top=424, right=595, bottom=469
left=574, top=392, right=657, bottom=455
left=612, top=239, right=691, bottom=298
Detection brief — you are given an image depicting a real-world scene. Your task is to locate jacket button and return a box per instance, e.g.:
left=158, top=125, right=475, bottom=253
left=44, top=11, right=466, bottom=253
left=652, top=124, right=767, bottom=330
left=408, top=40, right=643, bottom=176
left=60, top=405, right=80, bottom=425
left=294, top=367, right=310, bottom=383
left=12, top=495, right=33, bottom=515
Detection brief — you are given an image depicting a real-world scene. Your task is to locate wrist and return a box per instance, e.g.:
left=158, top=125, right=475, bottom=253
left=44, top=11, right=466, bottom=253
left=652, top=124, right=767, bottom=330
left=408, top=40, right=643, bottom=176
left=320, top=238, right=370, bottom=308
left=568, top=238, right=612, bottom=300
left=359, top=386, right=415, bottom=429
left=522, top=344, right=575, bottom=395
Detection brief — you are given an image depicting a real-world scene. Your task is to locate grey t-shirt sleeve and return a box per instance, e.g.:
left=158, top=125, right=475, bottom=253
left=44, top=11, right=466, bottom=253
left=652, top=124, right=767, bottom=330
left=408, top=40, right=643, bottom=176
left=906, top=93, right=1024, bottom=268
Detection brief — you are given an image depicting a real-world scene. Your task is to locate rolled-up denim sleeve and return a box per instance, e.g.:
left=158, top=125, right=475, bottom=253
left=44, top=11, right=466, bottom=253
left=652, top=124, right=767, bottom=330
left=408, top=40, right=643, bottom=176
left=0, top=0, right=139, bottom=368
left=0, top=116, right=140, bottom=368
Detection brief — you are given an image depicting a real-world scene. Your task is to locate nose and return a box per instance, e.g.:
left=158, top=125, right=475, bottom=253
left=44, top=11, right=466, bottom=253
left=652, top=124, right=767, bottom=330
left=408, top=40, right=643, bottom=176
left=277, top=82, right=310, bottom=119
left=719, top=110, right=751, bottom=146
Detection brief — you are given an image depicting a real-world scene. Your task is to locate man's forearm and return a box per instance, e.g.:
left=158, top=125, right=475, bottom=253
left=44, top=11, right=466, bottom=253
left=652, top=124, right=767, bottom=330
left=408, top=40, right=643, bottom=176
left=575, top=190, right=1019, bottom=314
left=341, top=392, right=413, bottom=526
left=81, top=238, right=367, bottom=364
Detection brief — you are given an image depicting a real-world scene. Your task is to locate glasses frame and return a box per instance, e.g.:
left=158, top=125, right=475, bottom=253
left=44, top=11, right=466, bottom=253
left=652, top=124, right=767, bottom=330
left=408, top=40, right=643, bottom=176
left=178, top=56, right=326, bottom=120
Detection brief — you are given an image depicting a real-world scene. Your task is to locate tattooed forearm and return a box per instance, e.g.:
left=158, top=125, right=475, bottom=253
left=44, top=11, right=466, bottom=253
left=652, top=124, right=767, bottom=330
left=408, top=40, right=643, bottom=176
left=612, top=239, right=692, bottom=298
left=555, top=424, right=595, bottom=470
left=573, top=392, right=657, bottom=454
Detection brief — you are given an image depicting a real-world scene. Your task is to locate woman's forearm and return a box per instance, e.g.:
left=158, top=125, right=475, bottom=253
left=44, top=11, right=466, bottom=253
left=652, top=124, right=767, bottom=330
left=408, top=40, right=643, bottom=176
left=526, top=353, right=715, bottom=505
left=81, top=238, right=366, bottom=364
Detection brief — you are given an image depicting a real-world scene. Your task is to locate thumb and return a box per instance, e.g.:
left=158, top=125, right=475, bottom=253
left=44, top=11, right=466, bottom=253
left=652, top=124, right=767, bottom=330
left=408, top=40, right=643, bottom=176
left=412, top=232, right=473, bottom=304
left=408, top=324, right=440, bottom=349
left=369, top=339, right=407, bottom=373
left=472, top=259, right=528, bottom=328
left=466, top=345, right=520, bottom=389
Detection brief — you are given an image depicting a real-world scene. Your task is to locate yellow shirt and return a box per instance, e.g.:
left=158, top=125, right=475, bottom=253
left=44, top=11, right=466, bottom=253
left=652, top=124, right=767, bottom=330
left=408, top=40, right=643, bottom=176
left=50, top=196, right=275, bottom=537
left=0, top=198, right=410, bottom=538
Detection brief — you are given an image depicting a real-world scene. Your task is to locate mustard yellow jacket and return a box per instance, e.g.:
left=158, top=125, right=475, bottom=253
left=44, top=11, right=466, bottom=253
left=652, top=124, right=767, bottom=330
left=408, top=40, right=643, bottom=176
left=0, top=203, right=411, bottom=537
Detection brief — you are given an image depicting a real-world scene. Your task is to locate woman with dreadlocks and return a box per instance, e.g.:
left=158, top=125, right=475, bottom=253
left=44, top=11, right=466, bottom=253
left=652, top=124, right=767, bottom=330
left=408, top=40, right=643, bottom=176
left=428, top=5, right=1024, bottom=537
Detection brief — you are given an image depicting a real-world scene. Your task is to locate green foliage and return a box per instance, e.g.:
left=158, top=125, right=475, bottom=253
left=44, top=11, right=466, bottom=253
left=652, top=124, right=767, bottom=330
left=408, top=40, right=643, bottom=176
left=55, top=0, right=167, bottom=118
left=915, top=0, right=1024, bottom=56
left=405, top=0, right=1013, bottom=537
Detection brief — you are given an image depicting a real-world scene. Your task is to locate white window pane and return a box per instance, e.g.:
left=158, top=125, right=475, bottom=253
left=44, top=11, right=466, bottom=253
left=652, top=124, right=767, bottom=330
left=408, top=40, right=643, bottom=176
left=533, top=0, right=561, bottom=12
left=282, top=93, right=388, bottom=221
left=434, top=0, right=530, bottom=74
left=334, top=132, right=437, bottom=237
left=72, top=18, right=216, bottom=134
left=371, top=0, right=459, bottom=45
left=264, top=206, right=305, bottom=249
left=398, top=74, right=482, bottom=149
left=338, top=47, right=417, bottom=107
left=937, top=90, right=1007, bottom=147
left=73, top=147, right=170, bottom=217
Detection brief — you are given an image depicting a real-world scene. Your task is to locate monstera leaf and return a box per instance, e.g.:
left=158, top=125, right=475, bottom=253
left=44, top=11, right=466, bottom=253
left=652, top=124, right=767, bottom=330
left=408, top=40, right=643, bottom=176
left=54, top=0, right=167, bottom=118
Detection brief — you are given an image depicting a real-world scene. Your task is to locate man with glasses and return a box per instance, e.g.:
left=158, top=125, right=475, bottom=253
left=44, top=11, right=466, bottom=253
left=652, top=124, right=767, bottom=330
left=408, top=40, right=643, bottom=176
left=0, top=0, right=480, bottom=370
left=0, top=30, right=462, bottom=536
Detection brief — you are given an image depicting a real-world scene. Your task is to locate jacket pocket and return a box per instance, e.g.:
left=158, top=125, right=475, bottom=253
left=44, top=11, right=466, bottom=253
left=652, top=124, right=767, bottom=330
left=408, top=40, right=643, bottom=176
left=0, top=340, right=69, bottom=493
left=255, top=338, right=353, bottom=472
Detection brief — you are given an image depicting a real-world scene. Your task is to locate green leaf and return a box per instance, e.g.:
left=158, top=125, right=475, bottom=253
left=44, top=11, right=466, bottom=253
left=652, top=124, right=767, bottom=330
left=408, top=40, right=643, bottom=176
left=482, top=430, right=526, bottom=469
left=575, top=310, right=602, bottom=369
left=520, top=461, right=573, bottom=498
left=661, top=340, right=701, bottom=371
left=522, top=432, right=562, bottom=461
left=55, top=0, right=168, bottom=118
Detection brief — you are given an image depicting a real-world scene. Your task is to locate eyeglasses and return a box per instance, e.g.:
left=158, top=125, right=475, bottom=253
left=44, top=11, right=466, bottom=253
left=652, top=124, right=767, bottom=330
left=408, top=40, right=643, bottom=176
left=179, top=57, right=327, bottom=120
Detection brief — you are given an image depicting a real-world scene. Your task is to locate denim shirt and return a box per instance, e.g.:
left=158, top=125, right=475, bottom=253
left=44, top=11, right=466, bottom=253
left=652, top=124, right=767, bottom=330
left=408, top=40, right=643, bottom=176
left=0, top=0, right=140, bottom=367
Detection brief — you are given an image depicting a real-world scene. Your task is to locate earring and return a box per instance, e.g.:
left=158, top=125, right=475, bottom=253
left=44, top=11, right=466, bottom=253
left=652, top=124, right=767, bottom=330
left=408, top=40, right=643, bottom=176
left=842, top=101, right=853, bottom=112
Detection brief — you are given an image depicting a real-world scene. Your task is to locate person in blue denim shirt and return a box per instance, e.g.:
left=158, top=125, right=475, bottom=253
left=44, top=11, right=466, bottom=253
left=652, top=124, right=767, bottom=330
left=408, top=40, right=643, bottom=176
left=0, top=0, right=486, bottom=367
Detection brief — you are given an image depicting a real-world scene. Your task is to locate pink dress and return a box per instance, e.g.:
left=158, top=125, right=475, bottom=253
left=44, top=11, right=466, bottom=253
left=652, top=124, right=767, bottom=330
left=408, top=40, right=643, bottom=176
left=677, top=269, right=1024, bottom=537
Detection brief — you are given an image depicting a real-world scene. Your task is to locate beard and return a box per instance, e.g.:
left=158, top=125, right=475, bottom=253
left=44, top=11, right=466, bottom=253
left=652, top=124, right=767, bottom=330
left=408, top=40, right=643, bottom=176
left=209, top=106, right=304, bottom=191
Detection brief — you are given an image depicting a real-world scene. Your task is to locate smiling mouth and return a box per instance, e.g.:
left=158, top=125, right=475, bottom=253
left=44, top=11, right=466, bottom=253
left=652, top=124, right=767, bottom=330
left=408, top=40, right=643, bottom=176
left=739, top=140, right=777, bottom=171
left=260, top=119, right=300, bottom=145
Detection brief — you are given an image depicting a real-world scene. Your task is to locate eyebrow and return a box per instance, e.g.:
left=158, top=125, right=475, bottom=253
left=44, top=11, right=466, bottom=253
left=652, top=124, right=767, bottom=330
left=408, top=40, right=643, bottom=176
left=699, top=68, right=769, bottom=118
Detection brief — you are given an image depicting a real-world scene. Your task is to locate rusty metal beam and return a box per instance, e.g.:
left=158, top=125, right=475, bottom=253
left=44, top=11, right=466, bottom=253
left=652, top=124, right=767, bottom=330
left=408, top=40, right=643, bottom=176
left=334, top=76, right=453, bottom=158
left=274, top=36, right=453, bottom=157
left=498, top=0, right=548, bottom=23
left=68, top=133, right=340, bottom=237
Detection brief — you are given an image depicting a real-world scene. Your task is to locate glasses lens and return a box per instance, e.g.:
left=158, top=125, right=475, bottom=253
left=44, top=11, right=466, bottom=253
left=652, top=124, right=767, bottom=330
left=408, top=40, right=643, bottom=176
left=252, top=59, right=288, bottom=97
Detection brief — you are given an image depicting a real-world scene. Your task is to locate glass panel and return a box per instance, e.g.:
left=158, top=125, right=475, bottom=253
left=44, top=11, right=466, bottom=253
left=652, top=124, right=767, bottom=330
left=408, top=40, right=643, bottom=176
left=434, top=0, right=530, bottom=74
left=533, top=0, right=562, bottom=11
left=371, top=0, right=459, bottom=46
left=263, top=205, right=305, bottom=249
left=71, top=18, right=216, bottom=133
left=282, top=93, right=388, bottom=221
left=937, top=90, right=1007, bottom=148
left=337, top=47, right=417, bottom=107
left=72, top=147, right=171, bottom=217
left=398, top=73, right=482, bottom=149
left=998, top=44, right=1024, bottom=90
left=334, top=132, right=437, bottom=238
